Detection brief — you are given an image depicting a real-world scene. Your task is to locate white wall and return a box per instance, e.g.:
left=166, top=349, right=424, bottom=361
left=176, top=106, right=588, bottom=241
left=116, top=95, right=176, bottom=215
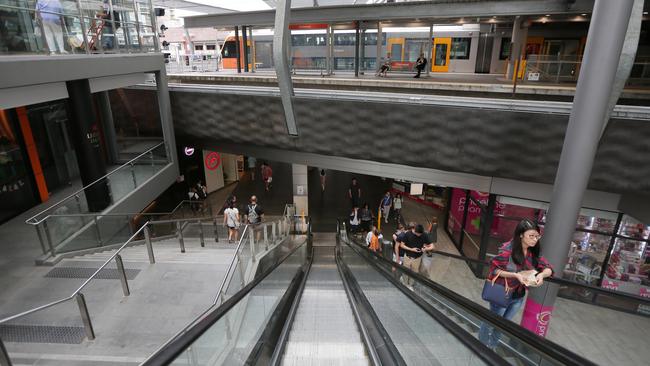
left=202, top=149, right=224, bottom=194
left=221, top=153, right=240, bottom=184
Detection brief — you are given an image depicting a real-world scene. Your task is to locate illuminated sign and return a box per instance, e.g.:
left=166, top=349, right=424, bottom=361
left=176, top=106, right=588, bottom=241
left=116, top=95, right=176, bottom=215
left=184, top=147, right=195, bottom=156
left=205, top=151, right=221, bottom=170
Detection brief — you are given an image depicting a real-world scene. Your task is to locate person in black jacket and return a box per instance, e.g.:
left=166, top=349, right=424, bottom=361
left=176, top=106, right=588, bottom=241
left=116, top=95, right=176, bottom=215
left=414, top=53, right=427, bottom=78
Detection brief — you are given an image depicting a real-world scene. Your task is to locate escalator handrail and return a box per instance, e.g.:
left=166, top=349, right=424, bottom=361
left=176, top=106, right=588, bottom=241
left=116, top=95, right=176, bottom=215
left=424, top=248, right=650, bottom=305
left=339, top=227, right=508, bottom=366
left=141, top=227, right=311, bottom=366
left=338, top=219, right=598, bottom=366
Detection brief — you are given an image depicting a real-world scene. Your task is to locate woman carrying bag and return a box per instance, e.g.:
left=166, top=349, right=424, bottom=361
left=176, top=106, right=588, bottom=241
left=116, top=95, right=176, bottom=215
left=478, top=219, right=553, bottom=350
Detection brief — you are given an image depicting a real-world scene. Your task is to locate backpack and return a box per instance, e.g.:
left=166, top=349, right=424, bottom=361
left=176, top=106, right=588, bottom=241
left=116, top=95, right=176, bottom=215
left=248, top=204, right=259, bottom=223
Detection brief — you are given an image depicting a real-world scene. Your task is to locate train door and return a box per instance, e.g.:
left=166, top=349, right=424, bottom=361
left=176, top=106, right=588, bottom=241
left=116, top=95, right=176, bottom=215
left=431, top=37, right=451, bottom=72
left=388, top=38, right=404, bottom=62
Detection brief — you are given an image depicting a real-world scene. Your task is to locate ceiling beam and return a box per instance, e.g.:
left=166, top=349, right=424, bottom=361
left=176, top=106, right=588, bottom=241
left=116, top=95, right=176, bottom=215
left=184, top=0, right=595, bottom=28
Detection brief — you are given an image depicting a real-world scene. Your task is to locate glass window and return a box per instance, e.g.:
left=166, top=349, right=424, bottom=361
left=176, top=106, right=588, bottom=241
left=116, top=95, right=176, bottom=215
left=565, top=232, right=611, bottom=285
left=334, top=57, right=355, bottom=70
left=363, top=33, right=386, bottom=46
left=618, top=215, right=650, bottom=239
left=434, top=43, right=448, bottom=66
left=334, top=34, right=356, bottom=46
left=206, top=44, right=216, bottom=50
left=194, top=45, right=203, bottom=51
left=222, top=41, right=237, bottom=58
left=450, top=38, right=471, bottom=60
left=499, top=37, right=511, bottom=60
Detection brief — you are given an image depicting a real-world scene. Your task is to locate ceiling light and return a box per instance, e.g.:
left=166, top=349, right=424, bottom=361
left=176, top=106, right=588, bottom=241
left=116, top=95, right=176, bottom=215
left=581, top=13, right=587, bottom=16
left=545, top=14, right=551, bottom=17
left=644, top=11, right=649, bottom=15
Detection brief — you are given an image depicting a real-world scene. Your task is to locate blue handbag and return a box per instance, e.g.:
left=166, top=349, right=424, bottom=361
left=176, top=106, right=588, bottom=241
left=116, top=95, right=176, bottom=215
left=481, top=270, right=512, bottom=307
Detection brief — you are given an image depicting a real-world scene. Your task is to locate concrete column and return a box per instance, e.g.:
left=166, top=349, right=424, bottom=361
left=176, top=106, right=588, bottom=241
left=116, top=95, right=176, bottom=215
left=326, top=24, right=332, bottom=74
left=359, top=27, right=366, bottom=75
left=273, top=0, right=298, bottom=136
left=155, top=67, right=179, bottom=171
left=66, top=80, right=110, bottom=212
left=292, top=164, right=308, bottom=216
left=506, top=16, right=528, bottom=80
left=97, top=91, right=119, bottom=164
left=426, top=24, right=433, bottom=77
left=249, top=26, right=256, bottom=73
left=520, top=0, right=634, bottom=338
left=354, top=23, right=360, bottom=77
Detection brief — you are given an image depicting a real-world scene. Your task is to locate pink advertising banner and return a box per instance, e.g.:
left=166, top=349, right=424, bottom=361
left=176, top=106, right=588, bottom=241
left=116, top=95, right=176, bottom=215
left=520, top=297, right=554, bottom=338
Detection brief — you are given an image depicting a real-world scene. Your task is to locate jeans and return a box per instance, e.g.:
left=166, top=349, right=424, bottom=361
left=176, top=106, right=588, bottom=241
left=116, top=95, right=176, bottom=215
left=478, top=296, right=524, bottom=349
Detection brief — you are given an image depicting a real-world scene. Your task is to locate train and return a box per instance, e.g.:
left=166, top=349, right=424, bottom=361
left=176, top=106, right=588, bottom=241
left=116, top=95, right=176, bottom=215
left=205, top=21, right=591, bottom=76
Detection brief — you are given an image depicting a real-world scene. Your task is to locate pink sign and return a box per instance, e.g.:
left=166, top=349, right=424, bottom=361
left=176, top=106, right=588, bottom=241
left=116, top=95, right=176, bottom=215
left=520, top=298, right=554, bottom=337
left=602, top=278, right=620, bottom=291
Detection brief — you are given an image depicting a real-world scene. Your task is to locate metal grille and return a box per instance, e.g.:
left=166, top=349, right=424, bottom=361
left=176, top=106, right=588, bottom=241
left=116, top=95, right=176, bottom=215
left=0, top=324, right=85, bottom=344
left=45, top=267, right=140, bottom=280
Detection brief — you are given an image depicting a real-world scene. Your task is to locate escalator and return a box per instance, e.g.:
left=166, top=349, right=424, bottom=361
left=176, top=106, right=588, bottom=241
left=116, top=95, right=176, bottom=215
left=142, top=219, right=597, bottom=366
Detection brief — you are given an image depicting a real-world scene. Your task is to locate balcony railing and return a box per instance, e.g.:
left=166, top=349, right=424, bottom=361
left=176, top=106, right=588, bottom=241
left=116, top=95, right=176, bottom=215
left=0, top=0, right=159, bottom=56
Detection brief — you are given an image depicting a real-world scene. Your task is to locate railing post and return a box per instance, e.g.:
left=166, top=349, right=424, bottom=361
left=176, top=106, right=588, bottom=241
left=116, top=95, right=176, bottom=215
left=76, top=293, right=95, bottom=340
left=263, top=224, right=269, bottom=250
left=144, top=226, right=155, bottom=264
left=0, top=336, right=12, bottom=366
left=34, top=224, right=47, bottom=255
left=236, top=254, right=245, bottom=287
left=198, top=220, right=205, bottom=247
left=74, top=194, right=82, bottom=213
left=213, top=219, right=219, bottom=243
left=130, top=163, right=137, bottom=187
left=93, top=216, right=102, bottom=247
left=272, top=222, right=277, bottom=242
left=249, top=234, right=256, bottom=261
left=115, top=254, right=130, bottom=296
left=74, top=0, right=91, bottom=54
left=42, top=221, right=56, bottom=256
left=177, top=222, right=186, bottom=253
left=149, top=150, right=154, bottom=168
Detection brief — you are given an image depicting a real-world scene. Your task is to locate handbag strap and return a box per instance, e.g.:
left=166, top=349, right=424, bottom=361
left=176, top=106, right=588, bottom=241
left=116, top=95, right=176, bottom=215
left=491, top=269, right=510, bottom=293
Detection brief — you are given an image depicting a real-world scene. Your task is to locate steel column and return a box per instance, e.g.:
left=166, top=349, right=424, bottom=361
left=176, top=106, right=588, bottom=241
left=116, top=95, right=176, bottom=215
left=354, top=23, right=360, bottom=77
left=144, top=226, right=155, bottom=264
left=326, top=24, right=332, bottom=74
left=93, top=216, right=102, bottom=246
left=376, top=22, right=382, bottom=75
left=273, top=0, right=298, bottom=136
left=427, top=24, right=433, bottom=77
left=76, top=293, right=95, bottom=340
left=234, top=26, right=241, bottom=73
left=242, top=26, right=249, bottom=72
left=249, top=26, right=256, bottom=73
left=115, top=254, right=130, bottom=296
left=359, top=27, right=365, bottom=75
left=523, top=0, right=635, bottom=338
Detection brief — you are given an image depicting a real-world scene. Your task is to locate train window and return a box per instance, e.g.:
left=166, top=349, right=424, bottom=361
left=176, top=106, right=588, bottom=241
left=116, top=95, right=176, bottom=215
left=363, top=33, right=386, bottom=46
left=206, top=44, right=216, bottom=50
left=499, top=37, right=512, bottom=60
left=315, top=35, right=327, bottom=46
left=334, top=34, right=356, bottom=46
left=450, top=38, right=471, bottom=60
left=222, top=41, right=237, bottom=58
left=334, top=57, right=355, bottom=70
left=291, top=34, right=326, bottom=46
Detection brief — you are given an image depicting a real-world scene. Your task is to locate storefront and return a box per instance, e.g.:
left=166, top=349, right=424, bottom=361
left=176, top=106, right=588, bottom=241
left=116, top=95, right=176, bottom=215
left=444, top=188, right=650, bottom=298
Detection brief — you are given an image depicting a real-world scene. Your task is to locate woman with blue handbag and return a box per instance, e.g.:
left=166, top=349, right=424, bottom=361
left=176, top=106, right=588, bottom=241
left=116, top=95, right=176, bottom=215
left=478, top=219, right=554, bottom=349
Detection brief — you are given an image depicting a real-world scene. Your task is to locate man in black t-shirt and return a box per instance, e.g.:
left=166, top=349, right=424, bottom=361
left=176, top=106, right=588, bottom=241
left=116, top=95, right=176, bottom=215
left=398, top=224, right=427, bottom=287
left=348, top=178, right=361, bottom=208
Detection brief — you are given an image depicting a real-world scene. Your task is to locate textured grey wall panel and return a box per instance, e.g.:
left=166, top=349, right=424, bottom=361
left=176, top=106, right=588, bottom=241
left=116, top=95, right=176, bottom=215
left=168, top=90, right=649, bottom=194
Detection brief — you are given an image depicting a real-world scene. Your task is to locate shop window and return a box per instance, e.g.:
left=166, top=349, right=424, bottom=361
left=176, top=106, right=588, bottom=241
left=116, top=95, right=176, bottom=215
left=206, top=44, right=216, bottom=50
left=499, top=37, right=511, bottom=60
left=450, top=38, right=471, bottom=60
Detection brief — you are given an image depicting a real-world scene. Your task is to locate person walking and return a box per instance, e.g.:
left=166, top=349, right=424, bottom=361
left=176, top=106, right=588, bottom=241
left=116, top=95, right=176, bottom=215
left=320, top=169, right=326, bottom=191
left=247, top=156, right=257, bottom=181
left=392, top=223, right=407, bottom=264
left=380, top=191, right=392, bottom=224
left=397, top=224, right=427, bottom=289
left=414, top=53, right=427, bottom=78
left=393, top=193, right=403, bottom=223
left=348, top=177, right=361, bottom=208
left=36, top=0, right=67, bottom=54
left=478, top=219, right=553, bottom=350
left=244, top=195, right=264, bottom=242
left=222, top=201, right=240, bottom=243
left=188, top=187, right=200, bottom=213
left=261, top=161, right=273, bottom=192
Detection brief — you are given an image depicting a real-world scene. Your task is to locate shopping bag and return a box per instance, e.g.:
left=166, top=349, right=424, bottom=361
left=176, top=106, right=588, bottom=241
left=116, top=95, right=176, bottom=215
left=481, top=270, right=512, bottom=307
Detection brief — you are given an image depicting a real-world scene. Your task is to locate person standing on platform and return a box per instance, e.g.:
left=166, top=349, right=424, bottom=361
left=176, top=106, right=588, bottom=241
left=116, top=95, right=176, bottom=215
left=398, top=224, right=427, bottom=289
left=320, top=169, right=326, bottom=191
left=261, top=161, right=273, bottom=192
left=35, top=0, right=67, bottom=54
left=223, top=201, right=240, bottom=243
left=478, top=219, right=553, bottom=350
left=367, top=226, right=383, bottom=253
left=247, top=156, right=257, bottom=181
left=414, top=53, right=427, bottom=78
left=348, top=177, right=361, bottom=208
left=380, top=191, right=392, bottom=224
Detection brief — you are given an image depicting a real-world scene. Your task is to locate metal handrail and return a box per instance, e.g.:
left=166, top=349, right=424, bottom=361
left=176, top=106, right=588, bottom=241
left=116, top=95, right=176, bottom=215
left=25, top=141, right=166, bottom=225
left=0, top=221, right=150, bottom=325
